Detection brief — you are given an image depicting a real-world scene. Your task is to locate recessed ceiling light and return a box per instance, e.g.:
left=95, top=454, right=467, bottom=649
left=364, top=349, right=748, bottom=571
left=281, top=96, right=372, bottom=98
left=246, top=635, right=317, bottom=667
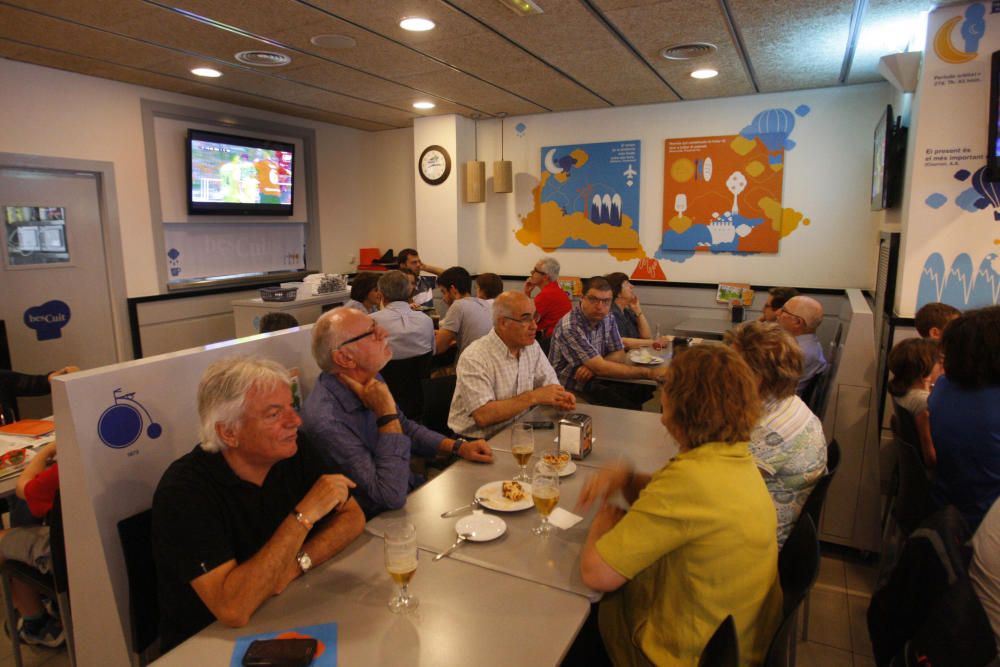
left=191, top=67, right=222, bottom=78
left=497, top=0, right=544, bottom=16
left=413, top=101, right=436, bottom=110
left=691, top=69, right=719, bottom=79
left=310, top=34, right=357, bottom=49
left=400, top=17, right=435, bottom=31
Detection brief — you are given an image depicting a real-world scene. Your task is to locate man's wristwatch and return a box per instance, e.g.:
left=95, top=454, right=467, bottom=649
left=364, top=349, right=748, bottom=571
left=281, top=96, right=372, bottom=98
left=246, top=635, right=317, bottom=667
left=296, top=550, right=312, bottom=574
left=451, top=438, right=467, bottom=458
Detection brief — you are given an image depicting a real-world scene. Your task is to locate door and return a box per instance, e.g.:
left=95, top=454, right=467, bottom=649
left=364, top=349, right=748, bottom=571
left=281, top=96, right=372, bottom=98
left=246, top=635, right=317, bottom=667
left=0, top=168, right=118, bottom=418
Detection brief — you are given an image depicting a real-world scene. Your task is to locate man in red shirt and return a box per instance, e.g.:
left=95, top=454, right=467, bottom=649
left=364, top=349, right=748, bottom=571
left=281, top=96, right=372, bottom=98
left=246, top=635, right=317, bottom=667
left=525, top=256, right=571, bottom=338
left=0, top=442, right=63, bottom=647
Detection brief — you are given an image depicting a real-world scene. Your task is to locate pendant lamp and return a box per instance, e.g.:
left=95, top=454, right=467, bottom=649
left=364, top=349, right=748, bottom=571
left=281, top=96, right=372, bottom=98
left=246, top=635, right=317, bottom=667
left=493, top=113, right=513, bottom=194
left=464, top=115, right=486, bottom=203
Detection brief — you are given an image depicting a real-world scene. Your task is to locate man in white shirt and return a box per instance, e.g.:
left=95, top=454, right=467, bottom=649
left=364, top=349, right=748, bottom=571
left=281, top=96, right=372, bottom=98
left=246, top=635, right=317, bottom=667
left=371, top=270, right=434, bottom=360
left=435, top=266, right=492, bottom=359
left=449, top=292, right=576, bottom=439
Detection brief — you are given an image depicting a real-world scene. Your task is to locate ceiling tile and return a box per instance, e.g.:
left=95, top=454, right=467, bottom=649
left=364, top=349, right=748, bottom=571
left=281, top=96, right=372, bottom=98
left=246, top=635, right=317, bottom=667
left=847, top=0, right=930, bottom=84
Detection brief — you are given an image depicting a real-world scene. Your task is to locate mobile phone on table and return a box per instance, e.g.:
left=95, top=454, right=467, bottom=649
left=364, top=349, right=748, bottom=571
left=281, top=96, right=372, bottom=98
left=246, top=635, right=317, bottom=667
left=242, top=638, right=318, bottom=667
left=522, top=420, right=554, bottom=430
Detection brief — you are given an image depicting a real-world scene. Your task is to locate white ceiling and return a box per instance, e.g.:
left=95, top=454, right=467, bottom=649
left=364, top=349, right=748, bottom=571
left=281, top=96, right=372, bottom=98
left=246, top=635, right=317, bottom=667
left=0, top=0, right=933, bottom=131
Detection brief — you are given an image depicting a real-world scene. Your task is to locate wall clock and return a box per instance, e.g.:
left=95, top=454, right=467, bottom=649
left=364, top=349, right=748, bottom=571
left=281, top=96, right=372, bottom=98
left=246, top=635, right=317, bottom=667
left=418, top=145, right=451, bottom=185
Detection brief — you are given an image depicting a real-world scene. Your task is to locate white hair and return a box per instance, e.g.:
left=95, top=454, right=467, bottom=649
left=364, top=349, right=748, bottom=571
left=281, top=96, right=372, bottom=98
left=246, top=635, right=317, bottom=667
left=198, top=357, right=291, bottom=452
left=538, top=256, right=560, bottom=282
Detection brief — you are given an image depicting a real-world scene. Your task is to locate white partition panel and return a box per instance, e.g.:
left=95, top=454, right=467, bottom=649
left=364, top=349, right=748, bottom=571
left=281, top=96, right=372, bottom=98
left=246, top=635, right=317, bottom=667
left=49, top=326, right=318, bottom=667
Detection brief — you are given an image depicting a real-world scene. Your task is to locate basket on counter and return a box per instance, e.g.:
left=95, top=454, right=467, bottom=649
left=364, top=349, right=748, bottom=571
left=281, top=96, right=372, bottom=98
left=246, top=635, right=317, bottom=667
left=259, top=286, right=298, bottom=302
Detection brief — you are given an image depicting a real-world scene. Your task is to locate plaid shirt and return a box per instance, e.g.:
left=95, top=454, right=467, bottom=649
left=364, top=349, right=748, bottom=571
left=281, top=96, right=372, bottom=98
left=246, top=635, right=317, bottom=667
left=548, top=305, right=624, bottom=392
left=448, top=329, right=559, bottom=439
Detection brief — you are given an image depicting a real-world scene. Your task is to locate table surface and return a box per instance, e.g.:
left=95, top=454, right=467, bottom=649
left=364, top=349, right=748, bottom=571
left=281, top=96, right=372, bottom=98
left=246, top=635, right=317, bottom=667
left=672, top=316, right=734, bottom=338
left=151, top=534, right=590, bottom=667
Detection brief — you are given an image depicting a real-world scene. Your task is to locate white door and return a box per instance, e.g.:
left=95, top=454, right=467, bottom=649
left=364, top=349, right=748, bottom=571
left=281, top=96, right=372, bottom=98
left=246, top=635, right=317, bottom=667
left=0, top=168, right=118, bottom=418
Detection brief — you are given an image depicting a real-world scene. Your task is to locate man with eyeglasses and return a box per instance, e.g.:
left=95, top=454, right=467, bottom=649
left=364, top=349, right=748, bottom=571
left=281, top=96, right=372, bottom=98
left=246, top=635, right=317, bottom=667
left=549, top=276, right=667, bottom=410
left=448, top=292, right=576, bottom=439
left=301, top=308, right=493, bottom=517
left=776, top=295, right=828, bottom=396
left=759, top=286, right=799, bottom=323
left=524, top=256, right=572, bottom=337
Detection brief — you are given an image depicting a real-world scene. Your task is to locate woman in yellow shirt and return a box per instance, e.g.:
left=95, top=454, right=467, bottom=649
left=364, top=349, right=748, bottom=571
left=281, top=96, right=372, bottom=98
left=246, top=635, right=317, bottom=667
left=579, top=345, right=783, bottom=666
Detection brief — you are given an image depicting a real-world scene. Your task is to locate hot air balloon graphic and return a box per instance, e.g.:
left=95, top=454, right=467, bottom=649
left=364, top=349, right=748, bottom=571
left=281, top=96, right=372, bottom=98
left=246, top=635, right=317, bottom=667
left=740, top=108, right=796, bottom=169
left=971, top=166, right=1000, bottom=220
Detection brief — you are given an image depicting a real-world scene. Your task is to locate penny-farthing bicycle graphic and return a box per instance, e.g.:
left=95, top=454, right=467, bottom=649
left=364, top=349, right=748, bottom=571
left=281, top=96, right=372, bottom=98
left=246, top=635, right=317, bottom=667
left=97, top=388, right=163, bottom=449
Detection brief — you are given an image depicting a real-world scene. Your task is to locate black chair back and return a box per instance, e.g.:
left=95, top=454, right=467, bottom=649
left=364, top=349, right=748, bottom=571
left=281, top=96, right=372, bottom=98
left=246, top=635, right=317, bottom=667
left=890, top=401, right=921, bottom=454
left=894, top=434, right=933, bottom=536
left=699, top=615, right=738, bottom=667
left=379, top=353, right=432, bottom=420
left=48, top=490, right=69, bottom=594
left=117, top=509, right=158, bottom=657
left=766, top=515, right=820, bottom=667
left=802, top=439, right=840, bottom=530
left=420, top=375, right=457, bottom=436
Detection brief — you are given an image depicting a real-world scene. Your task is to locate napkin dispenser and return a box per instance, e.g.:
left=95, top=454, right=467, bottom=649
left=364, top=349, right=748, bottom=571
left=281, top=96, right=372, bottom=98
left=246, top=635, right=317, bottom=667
left=558, top=413, right=593, bottom=460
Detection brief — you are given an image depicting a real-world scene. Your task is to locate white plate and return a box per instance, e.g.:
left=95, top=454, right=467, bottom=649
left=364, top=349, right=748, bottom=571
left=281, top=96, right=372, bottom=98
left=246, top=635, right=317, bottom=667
left=628, top=350, right=665, bottom=366
left=455, top=511, right=507, bottom=541
left=475, top=481, right=534, bottom=512
left=558, top=461, right=577, bottom=477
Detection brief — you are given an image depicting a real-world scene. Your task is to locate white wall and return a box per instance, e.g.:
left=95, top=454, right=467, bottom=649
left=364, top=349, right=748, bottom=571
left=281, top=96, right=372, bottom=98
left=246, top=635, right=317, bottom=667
left=414, top=83, right=892, bottom=288
left=895, top=2, right=1000, bottom=316
left=0, top=58, right=387, bottom=296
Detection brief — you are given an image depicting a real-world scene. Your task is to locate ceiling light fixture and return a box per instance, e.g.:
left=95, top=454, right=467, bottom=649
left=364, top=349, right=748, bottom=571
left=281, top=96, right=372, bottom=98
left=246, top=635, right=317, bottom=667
left=690, top=69, right=719, bottom=79
left=413, top=101, right=436, bottom=110
left=400, top=17, right=435, bottom=32
left=310, top=34, right=357, bottom=49
left=497, top=0, right=544, bottom=16
left=191, top=67, right=222, bottom=78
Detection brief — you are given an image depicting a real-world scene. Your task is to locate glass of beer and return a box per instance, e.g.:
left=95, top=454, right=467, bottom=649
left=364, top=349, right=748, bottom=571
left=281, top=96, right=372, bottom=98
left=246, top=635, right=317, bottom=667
left=384, top=521, right=419, bottom=613
left=511, top=422, right=534, bottom=482
left=531, top=462, right=560, bottom=536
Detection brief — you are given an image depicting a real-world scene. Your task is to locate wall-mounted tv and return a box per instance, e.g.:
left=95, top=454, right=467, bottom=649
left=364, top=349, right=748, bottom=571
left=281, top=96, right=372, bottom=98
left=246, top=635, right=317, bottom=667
left=187, top=129, right=294, bottom=216
left=871, top=104, right=906, bottom=211
left=988, top=50, right=1000, bottom=181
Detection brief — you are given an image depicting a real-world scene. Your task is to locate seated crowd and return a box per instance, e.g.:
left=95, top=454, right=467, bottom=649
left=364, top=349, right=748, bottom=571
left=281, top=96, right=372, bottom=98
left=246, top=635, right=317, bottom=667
left=34, top=247, right=970, bottom=663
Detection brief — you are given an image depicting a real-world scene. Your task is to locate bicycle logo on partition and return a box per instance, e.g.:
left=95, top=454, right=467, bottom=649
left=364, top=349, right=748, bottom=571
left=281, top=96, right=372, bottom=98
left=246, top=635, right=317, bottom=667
left=97, top=388, right=163, bottom=449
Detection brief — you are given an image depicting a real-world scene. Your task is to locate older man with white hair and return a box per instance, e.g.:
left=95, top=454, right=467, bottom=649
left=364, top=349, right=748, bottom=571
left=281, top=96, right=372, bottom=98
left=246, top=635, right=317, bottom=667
left=777, top=295, right=828, bottom=395
left=153, top=357, right=365, bottom=652
left=524, top=256, right=572, bottom=338
left=449, top=292, right=576, bottom=439
left=300, top=308, right=492, bottom=518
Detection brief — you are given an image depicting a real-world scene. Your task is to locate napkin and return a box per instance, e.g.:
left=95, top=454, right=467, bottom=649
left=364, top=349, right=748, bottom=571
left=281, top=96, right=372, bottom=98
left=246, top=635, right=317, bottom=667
left=547, top=507, right=583, bottom=530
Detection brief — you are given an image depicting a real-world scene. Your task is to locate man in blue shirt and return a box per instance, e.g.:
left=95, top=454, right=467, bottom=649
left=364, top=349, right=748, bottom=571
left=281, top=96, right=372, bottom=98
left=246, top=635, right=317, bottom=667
left=777, top=295, right=828, bottom=396
left=301, top=307, right=493, bottom=517
left=372, top=270, right=435, bottom=360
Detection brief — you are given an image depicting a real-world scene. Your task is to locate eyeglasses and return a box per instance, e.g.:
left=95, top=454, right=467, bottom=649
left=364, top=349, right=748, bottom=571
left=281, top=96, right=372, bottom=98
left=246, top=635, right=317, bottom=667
left=584, top=295, right=612, bottom=306
left=335, top=323, right=379, bottom=349
left=530, top=268, right=545, bottom=276
left=503, top=312, right=541, bottom=325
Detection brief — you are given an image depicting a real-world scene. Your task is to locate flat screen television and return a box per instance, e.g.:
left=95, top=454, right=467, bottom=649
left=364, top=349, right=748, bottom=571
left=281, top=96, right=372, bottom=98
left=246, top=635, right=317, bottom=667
left=988, top=50, right=1000, bottom=180
left=186, top=129, right=294, bottom=215
left=871, top=104, right=906, bottom=211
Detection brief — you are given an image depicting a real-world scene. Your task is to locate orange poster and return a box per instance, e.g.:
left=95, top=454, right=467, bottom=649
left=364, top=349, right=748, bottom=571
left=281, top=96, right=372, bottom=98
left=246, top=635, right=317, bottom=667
left=661, top=135, right=785, bottom=253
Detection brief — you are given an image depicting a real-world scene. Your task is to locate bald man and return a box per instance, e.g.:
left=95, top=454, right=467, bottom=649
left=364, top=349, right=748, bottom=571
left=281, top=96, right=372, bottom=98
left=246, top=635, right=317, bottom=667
left=448, top=292, right=575, bottom=440
left=300, top=308, right=492, bottom=517
left=777, top=295, right=828, bottom=396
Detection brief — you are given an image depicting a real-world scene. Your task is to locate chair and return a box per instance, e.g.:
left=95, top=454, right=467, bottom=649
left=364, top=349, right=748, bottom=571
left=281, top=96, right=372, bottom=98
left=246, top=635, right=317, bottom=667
left=893, top=432, right=933, bottom=537
left=117, top=509, right=159, bottom=665
left=420, top=374, right=457, bottom=436
left=765, top=515, right=820, bottom=667
left=799, top=439, right=840, bottom=643
left=699, top=615, right=738, bottom=667
left=0, top=491, right=76, bottom=667
left=379, top=353, right=432, bottom=421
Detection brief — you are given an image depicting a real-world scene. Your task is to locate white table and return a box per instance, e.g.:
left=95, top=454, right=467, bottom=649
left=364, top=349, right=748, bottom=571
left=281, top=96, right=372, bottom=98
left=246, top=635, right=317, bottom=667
left=151, top=534, right=590, bottom=666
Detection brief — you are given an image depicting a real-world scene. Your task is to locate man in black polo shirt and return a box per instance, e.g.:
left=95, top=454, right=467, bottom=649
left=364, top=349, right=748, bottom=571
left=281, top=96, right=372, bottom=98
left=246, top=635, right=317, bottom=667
left=152, top=357, right=365, bottom=652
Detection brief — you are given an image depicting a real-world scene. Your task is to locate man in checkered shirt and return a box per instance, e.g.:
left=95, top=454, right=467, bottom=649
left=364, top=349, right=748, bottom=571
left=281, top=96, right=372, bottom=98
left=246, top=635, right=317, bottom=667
left=548, top=276, right=666, bottom=410
left=448, top=292, right=576, bottom=439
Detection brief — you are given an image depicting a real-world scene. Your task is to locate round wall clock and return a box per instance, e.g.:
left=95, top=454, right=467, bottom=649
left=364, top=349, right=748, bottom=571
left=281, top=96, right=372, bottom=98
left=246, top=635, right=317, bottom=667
left=418, top=145, right=451, bottom=185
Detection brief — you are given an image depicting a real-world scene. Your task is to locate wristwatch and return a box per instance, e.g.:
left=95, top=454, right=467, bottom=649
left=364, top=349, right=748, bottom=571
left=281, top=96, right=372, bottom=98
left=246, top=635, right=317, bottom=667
left=451, top=438, right=467, bottom=458
left=296, top=550, right=312, bottom=574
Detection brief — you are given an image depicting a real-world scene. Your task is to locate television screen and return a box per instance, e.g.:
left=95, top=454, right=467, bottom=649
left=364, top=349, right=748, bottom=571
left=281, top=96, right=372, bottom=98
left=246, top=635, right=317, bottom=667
left=871, top=104, right=891, bottom=211
left=988, top=50, right=1000, bottom=180
left=187, top=129, right=294, bottom=215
